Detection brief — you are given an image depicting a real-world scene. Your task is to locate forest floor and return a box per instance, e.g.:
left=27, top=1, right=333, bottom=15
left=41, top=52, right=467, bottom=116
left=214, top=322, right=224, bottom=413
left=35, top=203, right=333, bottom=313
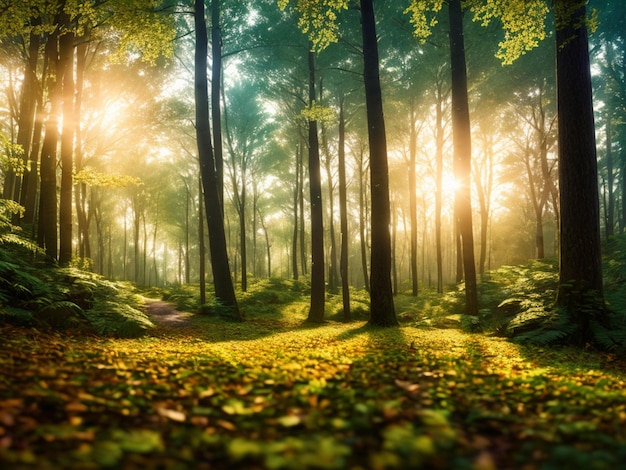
left=2, top=301, right=626, bottom=469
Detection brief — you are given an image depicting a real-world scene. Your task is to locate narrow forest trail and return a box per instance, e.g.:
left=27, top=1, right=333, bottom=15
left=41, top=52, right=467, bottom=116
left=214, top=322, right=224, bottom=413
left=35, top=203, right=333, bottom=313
left=143, top=299, right=198, bottom=337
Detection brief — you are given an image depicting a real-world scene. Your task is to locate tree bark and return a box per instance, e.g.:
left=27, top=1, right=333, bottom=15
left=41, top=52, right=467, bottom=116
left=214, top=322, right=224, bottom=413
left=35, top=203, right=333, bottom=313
left=434, top=75, right=445, bottom=294
left=409, top=99, right=418, bottom=296
left=554, top=0, right=606, bottom=337
left=338, top=98, right=351, bottom=321
left=358, top=145, right=370, bottom=292
left=38, top=31, right=61, bottom=259
left=198, top=177, right=206, bottom=305
left=606, top=110, right=614, bottom=239
left=74, top=40, right=89, bottom=260
left=211, top=0, right=224, bottom=209
left=448, top=0, right=478, bottom=315
left=306, top=50, right=325, bottom=323
left=194, top=0, right=241, bottom=319
left=361, top=0, right=397, bottom=326
left=14, top=28, right=40, bottom=208
left=292, top=144, right=300, bottom=279
left=59, top=24, right=75, bottom=266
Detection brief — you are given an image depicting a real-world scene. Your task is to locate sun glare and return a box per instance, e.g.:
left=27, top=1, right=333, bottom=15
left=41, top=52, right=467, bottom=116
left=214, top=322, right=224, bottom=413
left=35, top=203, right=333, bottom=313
left=441, top=174, right=460, bottom=195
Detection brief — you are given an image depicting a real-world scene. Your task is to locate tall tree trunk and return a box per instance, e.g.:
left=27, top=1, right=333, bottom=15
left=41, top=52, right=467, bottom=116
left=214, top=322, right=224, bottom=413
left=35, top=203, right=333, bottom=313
left=554, top=0, right=606, bottom=341
left=306, top=50, right=325, bottom=323
left=299, top=135, right=307, bottom=275
left=606, top=110, right=615, bottom=239
left=38, top=31, right=61, bottom=259
left=74, top=40, right=89, bottom=260
left=14, top=28, right=40, bottom=207
left=409, top=100, right=418, bottom=296
left=434, top=75, right=445, bottom=294
left=211, top=0, right=224, bottom=209
left=338, top=98, right=351, bottom=321
left=185, top=182, right=191, bottom=283
left=199, top=177, right=206, bottom=305
left=259, top=211, right=271, bottom=278
left=474, top=144, right=492, bottom=275
left=252, top=181, right=259, bottom=277
left=239, top=182, right=248, bottom=292
left=361, top=0, right=396, bottom=326
left=391, top=202, right=398, bottom=295
left=322, top=127, right=338, bottom=292
left=292, top=145, right=299, bottom=279
left=132, top=196, right=141, bottom=282
left=194, top=0, right=241, bottom=319
left=621, top=145, right=626, bottom=234
left=59, top=24, right=75, bottom=266
left=358, top=145, right=370, bottom=292
left=448, top=0, right=478, bottom=315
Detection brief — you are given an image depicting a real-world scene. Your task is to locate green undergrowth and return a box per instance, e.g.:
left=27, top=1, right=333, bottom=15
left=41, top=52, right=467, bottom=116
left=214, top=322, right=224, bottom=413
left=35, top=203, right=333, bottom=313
left=0, top=201, right=152, bottom=338
left=2, top=313, right=626, bottom=469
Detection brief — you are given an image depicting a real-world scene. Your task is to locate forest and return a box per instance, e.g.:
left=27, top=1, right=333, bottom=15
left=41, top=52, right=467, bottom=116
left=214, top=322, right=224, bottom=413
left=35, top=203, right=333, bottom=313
left=1, top=0, right=626, bottom=468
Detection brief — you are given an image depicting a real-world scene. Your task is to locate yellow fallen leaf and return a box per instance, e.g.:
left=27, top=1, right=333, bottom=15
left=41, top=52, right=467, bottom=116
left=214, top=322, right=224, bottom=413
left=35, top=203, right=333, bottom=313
left=156, top=407, right=186, bottom=422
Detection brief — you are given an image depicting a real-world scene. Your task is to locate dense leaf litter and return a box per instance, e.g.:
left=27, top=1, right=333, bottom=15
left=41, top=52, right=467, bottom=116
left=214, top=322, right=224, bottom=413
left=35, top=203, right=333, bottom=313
left=2, top=302, right=626, bottom=469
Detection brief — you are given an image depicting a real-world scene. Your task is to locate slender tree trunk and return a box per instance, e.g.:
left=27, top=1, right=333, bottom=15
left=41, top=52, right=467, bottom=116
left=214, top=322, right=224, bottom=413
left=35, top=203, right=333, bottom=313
left=194, top=0, right=241, bottom=319
left=606, top=110, right=614, bottom=239
left=259, top=211, right=271, bottom=278
left=252, top=182, right=259, bottom=277
left=361, top=0, right=396, bottom=326
left=449, top=0, right=478, bottom=315
left=435, top=77, right=445, bottom=294
left=133, top=196, right=140, bottom=283
left=74, top=40, right=89, bottom=260
left=199, top=177, right=206, bottom=305
left=211, top=0, right=224, bottom=209
left=338, top=98, right=351, bottom=321
left=14, top=28, right=40, bottom=207
left=322, top=129, right=338, bottom=292
left=391, top=202, right=398, bottom=295
left=185, top=183, right=191, bottom=283
left=306, top=50, right=325, bottom=323
left=22, top=97, right=43, bottom=227
left=239, top=182, right=248, bottom=292
left=292, top=145, right=299, bottom=279
left=621, top=146, right=626, bottom=233
left=38, top=31, right=61, bottom=259
left=59, top=24, right=75, bottom=266
left=554, top=0, right=606, bottom=340
left=409, top=100, right=418, bottom=296
left=299, top=136, right=307, bottom=275
left=358, top=145, right=370, bottom=292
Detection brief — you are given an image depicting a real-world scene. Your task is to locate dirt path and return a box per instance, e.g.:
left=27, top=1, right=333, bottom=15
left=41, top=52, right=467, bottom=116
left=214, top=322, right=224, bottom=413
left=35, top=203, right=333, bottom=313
left=144, top=299, right=197, bottom=335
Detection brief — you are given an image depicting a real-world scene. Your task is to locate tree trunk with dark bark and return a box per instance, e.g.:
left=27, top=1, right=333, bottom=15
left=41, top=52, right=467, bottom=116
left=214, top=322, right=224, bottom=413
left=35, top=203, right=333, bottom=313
left=58, top=23, right=74, bottom=266
left=361, top=0, right=397, bottom=326
left=554, top=0, right=607, bottom=342
left=338, top=98, right=351, bottom=321
left=306, top=50, right=325, bottom=323
left=448, top=0, right=478, bottom=315
left=195, top=0, right=241, bottom=320
left=38, top=31, right=61, bottom=259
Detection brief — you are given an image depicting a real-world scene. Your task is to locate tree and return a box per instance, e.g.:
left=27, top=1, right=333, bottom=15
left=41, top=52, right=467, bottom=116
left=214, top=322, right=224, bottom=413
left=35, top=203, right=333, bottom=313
left=337, top=96, right=351, bottom=320
left=194, top=0, right=241, bottom=320
left=361, top=0, right=396, bottom=326
left=449, top=0, right=478, bottom=315
left=304, top=50, right=326, bottom=323
left=405, top=0, right=479, bottom=314
left=553, top=0, right=607, bottom=341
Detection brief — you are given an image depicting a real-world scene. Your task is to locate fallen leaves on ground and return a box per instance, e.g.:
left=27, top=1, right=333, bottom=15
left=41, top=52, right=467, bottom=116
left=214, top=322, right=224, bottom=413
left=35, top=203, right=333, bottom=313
left=2, top=317, right=626, bottom=469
